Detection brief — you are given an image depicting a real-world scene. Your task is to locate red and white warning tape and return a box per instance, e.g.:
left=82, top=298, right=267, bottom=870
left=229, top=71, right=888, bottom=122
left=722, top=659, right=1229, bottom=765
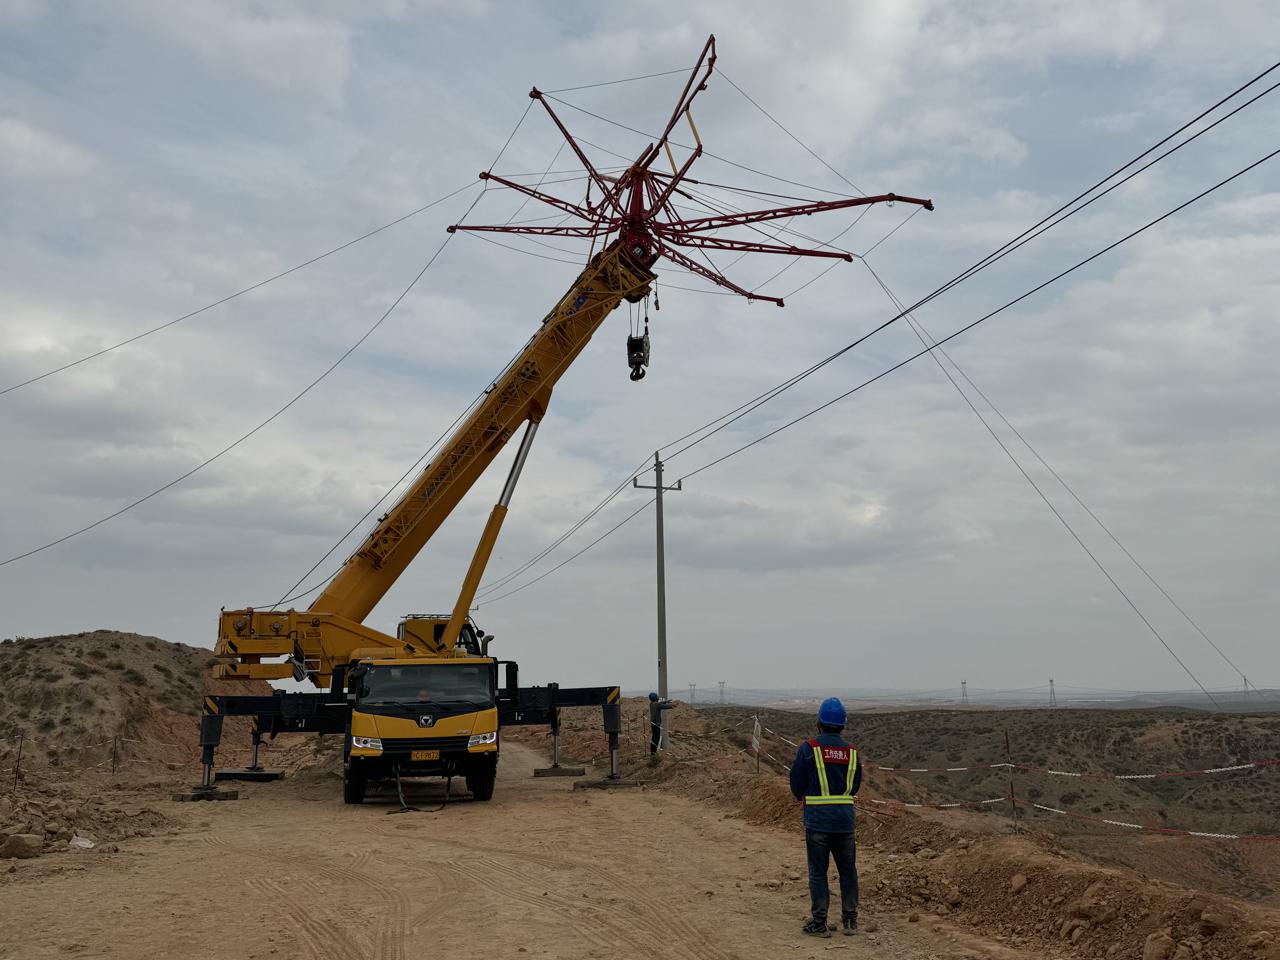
left=866, top=796, right=1008, bottom=811
left=863, top=758, right=1280, bottom=780
left=1016, top=797, right=1280, bottom=842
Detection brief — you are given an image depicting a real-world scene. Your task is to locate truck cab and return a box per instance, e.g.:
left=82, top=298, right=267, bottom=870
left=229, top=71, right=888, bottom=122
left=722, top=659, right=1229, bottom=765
left=344, top=654, right=499, bottom=804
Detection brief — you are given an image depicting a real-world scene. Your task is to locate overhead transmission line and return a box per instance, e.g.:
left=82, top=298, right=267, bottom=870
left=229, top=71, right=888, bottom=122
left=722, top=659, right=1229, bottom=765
left=477, top=61, right=1280, bottom=599
left=0, top=101, right=540, bottom=568
left=863, top=263, right=1224, bottom=708
left=481, top=145, right=1280, bottom=606
left=706, top=67, right=1265, bottom=694
left=673, top=146, right=1280, bottom=484
left=0, top=182, right=477, bottom=398
left=866, top=264, right=1254, bottom=693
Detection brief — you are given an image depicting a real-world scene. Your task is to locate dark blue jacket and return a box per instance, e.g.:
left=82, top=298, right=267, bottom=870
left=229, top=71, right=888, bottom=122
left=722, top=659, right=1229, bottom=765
left=789, top=732, right=862, bottom=833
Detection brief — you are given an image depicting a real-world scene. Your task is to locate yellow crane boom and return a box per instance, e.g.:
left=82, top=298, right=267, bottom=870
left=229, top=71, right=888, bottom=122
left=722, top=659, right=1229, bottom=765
left=213, top=243, right=654, bottom=686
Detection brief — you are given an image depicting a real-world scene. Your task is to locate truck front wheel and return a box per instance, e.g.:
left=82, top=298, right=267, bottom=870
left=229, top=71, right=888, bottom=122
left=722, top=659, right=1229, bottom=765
left=466, top=756, right=497, bottom=802
left=343, top=759, right=367, bottom=805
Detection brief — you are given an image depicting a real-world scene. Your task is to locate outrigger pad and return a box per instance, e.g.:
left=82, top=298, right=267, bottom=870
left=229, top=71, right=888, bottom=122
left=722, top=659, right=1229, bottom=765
left=214, top=768, right=284, bottom=783
left=172, top=786, right=240, bottom=802
left=534, top=766, right=586, bottom=778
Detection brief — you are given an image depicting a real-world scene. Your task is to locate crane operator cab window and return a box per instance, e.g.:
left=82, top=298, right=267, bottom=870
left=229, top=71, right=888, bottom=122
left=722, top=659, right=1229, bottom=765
left=357, top=663, right=495, bottom=710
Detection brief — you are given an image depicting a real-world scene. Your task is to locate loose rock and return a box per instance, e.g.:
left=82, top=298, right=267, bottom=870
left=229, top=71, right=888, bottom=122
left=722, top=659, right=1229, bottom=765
left=0, top=834, right=43, bottom=859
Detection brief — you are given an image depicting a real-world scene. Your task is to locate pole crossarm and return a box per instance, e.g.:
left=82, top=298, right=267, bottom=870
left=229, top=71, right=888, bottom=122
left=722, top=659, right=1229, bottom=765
left=665, top=193, right=934, bottom=234
left=448, top=34, right=933, bottom=304
left=658, top=232, right=854, bottom=261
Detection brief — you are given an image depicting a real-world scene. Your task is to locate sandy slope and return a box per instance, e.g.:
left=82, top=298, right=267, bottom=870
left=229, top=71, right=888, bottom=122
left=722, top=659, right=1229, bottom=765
left=0, top=742, right=1033, bottom=960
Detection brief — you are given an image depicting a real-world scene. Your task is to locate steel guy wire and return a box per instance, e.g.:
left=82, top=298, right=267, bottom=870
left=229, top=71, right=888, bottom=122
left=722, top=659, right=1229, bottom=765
left=544, top=67, right=692, bottom=95
left=863, top=261, right=1222, bottom=709
left=719, top=70, right=868, bottom=197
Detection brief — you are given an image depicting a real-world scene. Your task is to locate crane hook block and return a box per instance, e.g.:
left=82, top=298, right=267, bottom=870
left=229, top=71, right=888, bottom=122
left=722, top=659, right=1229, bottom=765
left=627, top=331, right=650, bottom=381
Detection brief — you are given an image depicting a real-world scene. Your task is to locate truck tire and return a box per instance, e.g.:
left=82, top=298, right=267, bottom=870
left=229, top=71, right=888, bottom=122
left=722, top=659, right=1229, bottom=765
left=466, top=757, right=497, bottom=802
left=343, top=760, right=367, bottom=805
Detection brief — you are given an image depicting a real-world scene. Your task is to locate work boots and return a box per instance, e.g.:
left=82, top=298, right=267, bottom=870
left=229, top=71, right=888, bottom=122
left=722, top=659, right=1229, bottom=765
left=801, top=918, right=831, bottom=938
left=842, top=914, right=858, bottom=936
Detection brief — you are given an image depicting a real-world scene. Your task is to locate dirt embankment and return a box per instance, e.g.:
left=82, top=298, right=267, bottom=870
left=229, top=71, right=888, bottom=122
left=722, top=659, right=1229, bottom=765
left=529, top=698, right=1280, bottom=959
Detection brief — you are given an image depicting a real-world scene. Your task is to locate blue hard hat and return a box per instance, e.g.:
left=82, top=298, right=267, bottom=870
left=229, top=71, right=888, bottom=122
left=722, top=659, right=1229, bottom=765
left=818, top=697, right=846, bottom=727
left=648, top=692, right=659, bottom=702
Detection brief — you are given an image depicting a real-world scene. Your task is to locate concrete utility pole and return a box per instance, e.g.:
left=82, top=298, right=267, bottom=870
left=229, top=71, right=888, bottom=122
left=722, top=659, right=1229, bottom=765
left=1049, top=678, right=1057, bottom=708
left=718, top=680, right=726, bottom=704
left=961, top=680, right=968, bottom=707
left=688, top=682, right=697, bottom=704
left=634, top=451, right=682, bottom=749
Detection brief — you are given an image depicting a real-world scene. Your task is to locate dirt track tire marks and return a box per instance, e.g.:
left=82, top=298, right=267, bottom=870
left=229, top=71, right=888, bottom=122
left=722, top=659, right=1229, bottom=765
left=247, top=878, right=367, bottom=960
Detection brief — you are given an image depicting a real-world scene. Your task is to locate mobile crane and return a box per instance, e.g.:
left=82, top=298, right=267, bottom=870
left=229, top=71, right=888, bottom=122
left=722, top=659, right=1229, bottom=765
left=193, top=35, right=932, bottom=805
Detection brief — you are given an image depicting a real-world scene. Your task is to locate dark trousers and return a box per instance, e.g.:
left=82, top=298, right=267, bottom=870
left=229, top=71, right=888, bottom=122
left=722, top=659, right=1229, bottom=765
left=805, top=829, right=858, bottom=923
left=649, top=722, right=660, bottom=754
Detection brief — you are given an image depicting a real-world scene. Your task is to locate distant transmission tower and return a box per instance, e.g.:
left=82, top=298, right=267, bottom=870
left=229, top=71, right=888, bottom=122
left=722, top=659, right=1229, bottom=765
left=718, top=680, right=725, bottom=704
left=688, top=682, right=697, bottom=704
left=1049, top=678, right=1057, bottom=708
left=961, top=680, right=968, bottom=707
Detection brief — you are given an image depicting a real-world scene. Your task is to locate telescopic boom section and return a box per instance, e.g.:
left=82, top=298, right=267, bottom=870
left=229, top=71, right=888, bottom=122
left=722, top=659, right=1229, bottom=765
left=451, top=33, right=933, bottom=306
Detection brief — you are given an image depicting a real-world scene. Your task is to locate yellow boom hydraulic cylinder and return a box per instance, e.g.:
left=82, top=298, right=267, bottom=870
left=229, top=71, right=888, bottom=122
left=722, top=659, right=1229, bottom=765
left=442, top=418, right=540, bottom=648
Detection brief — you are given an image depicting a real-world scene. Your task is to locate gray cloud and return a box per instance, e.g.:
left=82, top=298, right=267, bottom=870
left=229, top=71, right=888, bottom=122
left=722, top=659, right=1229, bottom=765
left=1, top=1, right=1278, bottom=696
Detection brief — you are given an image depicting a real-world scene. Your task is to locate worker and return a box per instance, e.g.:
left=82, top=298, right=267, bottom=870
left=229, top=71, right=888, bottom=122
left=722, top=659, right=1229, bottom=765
left=788, top=697, right=862, bottom=939
left=647, top=692, right=673, bottom=754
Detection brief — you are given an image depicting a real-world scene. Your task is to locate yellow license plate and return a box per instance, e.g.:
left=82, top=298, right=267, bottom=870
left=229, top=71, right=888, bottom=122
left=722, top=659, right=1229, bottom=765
left=411, top=749, right=440, bottom=761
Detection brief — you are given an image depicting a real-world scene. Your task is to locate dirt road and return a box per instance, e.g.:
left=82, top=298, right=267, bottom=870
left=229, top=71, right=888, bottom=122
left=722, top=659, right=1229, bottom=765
left=2, top=744, right=1032, bottom=960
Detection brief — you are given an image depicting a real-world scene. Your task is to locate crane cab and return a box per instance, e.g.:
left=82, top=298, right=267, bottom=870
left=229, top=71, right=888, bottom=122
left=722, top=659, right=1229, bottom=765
left=344, top=653, right=500, bottom=805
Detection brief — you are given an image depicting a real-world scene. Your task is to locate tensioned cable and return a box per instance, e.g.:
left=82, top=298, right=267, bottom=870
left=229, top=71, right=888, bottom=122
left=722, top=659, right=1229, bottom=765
left=269, top=267, right=658, bottom=607
left=719, top=70, right=867, bottom=198
left=674, top=149, right=1280, bottom=483
left=657, top=66, right=1280, bottom=465
left=0, top=213, right=476, bottom=569
left=544, top=95, right=859, bottom=199
left=863, top=261, right=1223, bottom=708
left=0, top=181, right=479, bottom=397
left=478, top=498, right=654, bottom=606
left=0, top=102, right=538, bottom=569
left=453, top=62, right=1280, bottom=601
left=874, top=267, right=1252, bottom=687
left=486, top=148, right=1280, bottom=605
left=545, top=67, right=691, bottom=95
left=709, top=79, right=1230, bottom=691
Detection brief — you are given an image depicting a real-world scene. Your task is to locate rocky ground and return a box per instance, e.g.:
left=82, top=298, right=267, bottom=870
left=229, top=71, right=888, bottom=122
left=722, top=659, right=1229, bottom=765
left=2, top=631, right=1279, bottom=959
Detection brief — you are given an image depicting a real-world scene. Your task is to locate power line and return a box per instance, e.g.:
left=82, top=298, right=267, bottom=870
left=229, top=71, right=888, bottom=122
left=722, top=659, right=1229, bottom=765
left=409, top=61, right=1280, bottom=606
left=0, top=181, right=479, bottom=398
left=478, top=498, right=653, bottom=606
left=0, top=205, right=476, bottom=570
left=657, top=61, right=1280, bottom=469
left=674, top=146, right=1280, bottom=486
left=876, top=268, right=1252, bottom=688
left=862, top=261, right=1223, bottom=709
left=487, top=147, right=1280, bottom=604
left=1, top=101, right=539, bottom=569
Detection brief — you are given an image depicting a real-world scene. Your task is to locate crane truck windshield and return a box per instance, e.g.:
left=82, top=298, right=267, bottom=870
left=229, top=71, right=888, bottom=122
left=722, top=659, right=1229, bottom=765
left=358, top=663, right=494, bottom=708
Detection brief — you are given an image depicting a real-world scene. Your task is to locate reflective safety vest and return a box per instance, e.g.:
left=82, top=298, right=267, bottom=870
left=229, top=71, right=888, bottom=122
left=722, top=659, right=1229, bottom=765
left=804, top=739, right=857, bottom=806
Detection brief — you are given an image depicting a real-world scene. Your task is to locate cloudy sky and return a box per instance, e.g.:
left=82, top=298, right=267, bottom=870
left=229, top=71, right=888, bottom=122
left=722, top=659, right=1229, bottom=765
left=1, top=1, right=1277, bottom=698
